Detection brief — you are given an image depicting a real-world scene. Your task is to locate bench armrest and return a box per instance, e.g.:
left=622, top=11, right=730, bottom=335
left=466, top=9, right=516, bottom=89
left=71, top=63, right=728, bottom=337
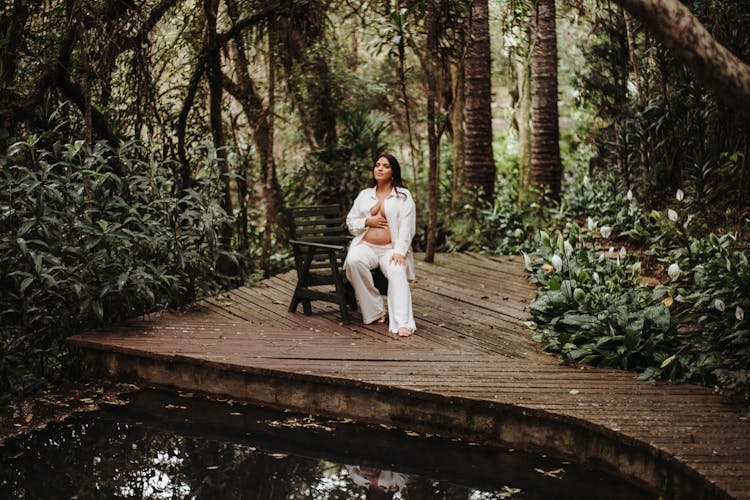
left=289, top=239, right=348, bottom=251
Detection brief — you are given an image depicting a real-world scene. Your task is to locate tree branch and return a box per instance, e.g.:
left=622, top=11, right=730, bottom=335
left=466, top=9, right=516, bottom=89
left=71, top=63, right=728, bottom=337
left=614, top=0, right=750, bottom=112
left=55, top=72, right=118, bottom=144
left=119, top=0, right=180, bottom=51
left=218, top=3, right=283, bottom=44
left=176, top=52, right=206, bottom=188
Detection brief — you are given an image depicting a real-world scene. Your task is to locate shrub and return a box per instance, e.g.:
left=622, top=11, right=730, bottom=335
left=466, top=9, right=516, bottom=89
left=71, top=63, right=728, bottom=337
left=0, top=137, right=236, bottom=398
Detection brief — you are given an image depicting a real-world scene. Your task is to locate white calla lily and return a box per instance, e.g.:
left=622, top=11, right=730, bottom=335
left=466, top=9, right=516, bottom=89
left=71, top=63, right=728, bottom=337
left=736, top=306, right=745, bottom=321
left=522, top=252, right=532, bottom=272
left=668, top=209, right=678, bottom=222
left=627, top=189, right=633, bottom=200
left=676, top=189, right=684, bottom=201
left=714, top=299, right=726, bottom=312
left=667, top=263, right=680, bottom=281
left=551, top=254, right=563, bottom=273
left=600, top=226, right=612, bottom=239
left=564, top=240, right=573, bottom=256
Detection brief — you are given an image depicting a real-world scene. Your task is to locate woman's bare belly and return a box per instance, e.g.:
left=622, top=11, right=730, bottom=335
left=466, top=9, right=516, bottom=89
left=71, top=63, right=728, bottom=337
left=364, top=226, right=392, bottom=245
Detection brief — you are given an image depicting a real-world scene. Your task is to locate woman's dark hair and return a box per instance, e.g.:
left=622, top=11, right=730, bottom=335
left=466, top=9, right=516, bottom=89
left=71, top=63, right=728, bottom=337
left=369, top=153, right=406, bottom=194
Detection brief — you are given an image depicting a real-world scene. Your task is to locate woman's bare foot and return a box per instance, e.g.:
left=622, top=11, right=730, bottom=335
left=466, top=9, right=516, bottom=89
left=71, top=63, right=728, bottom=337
left=397, top=327, right=412, bottom=337
left=365, top=314, right=386, bottom=325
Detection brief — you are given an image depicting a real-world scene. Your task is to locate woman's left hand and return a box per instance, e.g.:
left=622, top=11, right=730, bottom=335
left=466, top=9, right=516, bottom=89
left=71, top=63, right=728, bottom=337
left=390, top=253, right=406, bottom=266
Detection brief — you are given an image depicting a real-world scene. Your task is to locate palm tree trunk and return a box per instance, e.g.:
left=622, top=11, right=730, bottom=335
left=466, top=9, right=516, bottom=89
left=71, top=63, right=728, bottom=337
left=530, top=0, right=562, bottom=200
left=463, top=0, right=495, bottom=199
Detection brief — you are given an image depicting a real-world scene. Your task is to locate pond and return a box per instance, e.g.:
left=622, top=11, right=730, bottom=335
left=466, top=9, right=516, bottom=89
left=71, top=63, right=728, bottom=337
left=0, top=389, right=657, bottom=499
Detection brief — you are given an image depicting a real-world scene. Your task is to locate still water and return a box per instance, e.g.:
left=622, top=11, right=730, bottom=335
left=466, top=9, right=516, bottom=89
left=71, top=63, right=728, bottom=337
left=0, top=390, right=656, bottom=499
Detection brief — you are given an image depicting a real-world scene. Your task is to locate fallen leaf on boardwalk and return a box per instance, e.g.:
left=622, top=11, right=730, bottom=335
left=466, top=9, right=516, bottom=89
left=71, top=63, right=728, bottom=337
left=405, top=430, right=420, bottom=437
left=568, top=389, right=580, bottom=395
left=163, top=404, right=187, bottom=410
left=270, top=453, right=288, bottom=459
left=229, top=412, right=242, bottom=416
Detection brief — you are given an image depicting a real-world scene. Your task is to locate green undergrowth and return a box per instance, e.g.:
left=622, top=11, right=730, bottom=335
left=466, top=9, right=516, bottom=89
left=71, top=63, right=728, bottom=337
left=523, top=177, right=749, bottom=405
left=0, top=137, right=238, bottom=399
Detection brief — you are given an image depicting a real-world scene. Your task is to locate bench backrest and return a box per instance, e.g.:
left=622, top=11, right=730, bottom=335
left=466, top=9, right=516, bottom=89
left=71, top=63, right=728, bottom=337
left=289, top=205, right=349, bottom=274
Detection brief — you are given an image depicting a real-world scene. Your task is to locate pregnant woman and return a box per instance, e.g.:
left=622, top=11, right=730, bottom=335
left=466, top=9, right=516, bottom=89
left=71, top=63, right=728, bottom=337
left=344, top=153, right=416, bottom=337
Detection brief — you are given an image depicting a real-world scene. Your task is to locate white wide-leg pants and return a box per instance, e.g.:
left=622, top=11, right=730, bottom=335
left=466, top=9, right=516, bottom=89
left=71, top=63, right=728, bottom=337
left=345, top=242, right=416, bottom=334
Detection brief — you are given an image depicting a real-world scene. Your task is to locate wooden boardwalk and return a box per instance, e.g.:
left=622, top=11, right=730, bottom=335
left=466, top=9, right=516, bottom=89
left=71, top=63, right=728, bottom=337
left=69, top=252, right=750, bottom=499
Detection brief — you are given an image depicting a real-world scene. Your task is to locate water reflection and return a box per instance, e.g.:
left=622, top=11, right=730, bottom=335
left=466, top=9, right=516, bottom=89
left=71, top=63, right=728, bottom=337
left=346, top=465, right=409, bottom=499
left=0, top=390, right=657, bottom=499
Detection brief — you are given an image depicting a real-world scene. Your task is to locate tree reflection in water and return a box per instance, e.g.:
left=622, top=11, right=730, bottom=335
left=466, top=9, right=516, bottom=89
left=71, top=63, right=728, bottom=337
left=0, top=390, right=657, bottom=499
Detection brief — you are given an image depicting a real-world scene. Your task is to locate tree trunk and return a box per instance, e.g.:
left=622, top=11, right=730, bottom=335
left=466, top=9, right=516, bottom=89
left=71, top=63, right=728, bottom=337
left=282, top=1, right=337, bottom=152
left=261, top=28, right=279, bottom=278
left=530, top=0, right=562, bottom=200
left=398, top=26, right=419, bottom=200
left=514, top=54, right=532, bottom=204
left=613, top=0, right=750, bottom=113
left=463, top=0, right=495, bottom=199
left=1, top=0, right=30, bottom=93
left=449, top=59, right=465, bottom=211
left=204, top=0, right=233, bottom=239
left=424, top=5, right=439, bottom=263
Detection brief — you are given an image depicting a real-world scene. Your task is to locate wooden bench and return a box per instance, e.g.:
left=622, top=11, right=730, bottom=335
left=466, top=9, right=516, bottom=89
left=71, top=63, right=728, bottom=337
left=288, top=205, right=387, bottom=323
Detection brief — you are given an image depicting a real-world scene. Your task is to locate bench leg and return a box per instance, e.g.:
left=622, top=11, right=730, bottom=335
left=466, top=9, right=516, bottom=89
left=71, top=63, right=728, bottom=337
left=289, top=294, right=299, bottom=313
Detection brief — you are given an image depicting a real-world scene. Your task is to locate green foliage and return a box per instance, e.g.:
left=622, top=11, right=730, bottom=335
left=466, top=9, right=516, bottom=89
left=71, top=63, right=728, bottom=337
left=443, top=172, right=536, bottom=254
left=0, top=137, right=237, bottom=398
left=528, top=224, right=677, bottom=372
left=525, top=176, right=749, bottom=403
left=649, top=202, right=750, bottom=401
left=283, top=107, right=390, bottom=209
left=578, top=0, right=750, bottom=216
left=553, top=173, right=649, bottom=241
